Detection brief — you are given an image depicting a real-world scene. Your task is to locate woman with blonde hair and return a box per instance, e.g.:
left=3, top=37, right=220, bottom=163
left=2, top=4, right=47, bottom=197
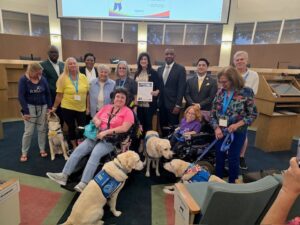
left=52, top=57, right=89, bottom=150
left=18, top=62, right=52, bottom=162
left=170, top=104, right=202, bottom=146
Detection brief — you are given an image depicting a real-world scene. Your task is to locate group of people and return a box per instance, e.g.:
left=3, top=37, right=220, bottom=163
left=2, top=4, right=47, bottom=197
left=19, top=45, right=259, bottom=188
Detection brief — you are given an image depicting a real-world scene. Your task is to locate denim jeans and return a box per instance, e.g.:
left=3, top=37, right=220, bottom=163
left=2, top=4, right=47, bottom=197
left=63, top=138, right=114, bottom=184
left=21, top=104, right=47, bottom=155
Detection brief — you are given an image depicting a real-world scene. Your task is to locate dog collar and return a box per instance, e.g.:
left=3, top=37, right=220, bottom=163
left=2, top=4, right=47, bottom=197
left=114, top=158, right=129, bottom=175
left=94, top=170, right=123, bottom=199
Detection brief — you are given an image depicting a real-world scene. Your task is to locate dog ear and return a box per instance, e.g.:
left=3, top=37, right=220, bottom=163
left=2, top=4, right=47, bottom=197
left=118, top=151, right=136, bottom=171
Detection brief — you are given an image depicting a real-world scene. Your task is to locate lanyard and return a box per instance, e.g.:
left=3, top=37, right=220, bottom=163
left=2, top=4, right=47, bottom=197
left=107, top=106, right=120, bottom=129
left=69, top=74, right=79, bottom=93
left=222, top=91, right=234, bottom=115
left=243, top=71, right=249, bottom=81
left=119, top=78, right=127, bottom=88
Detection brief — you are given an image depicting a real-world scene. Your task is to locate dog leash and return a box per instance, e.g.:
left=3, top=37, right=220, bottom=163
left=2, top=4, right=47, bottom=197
left=194, top=129, right=234, bottom=164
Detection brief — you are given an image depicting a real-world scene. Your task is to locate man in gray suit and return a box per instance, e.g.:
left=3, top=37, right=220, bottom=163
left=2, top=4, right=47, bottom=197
left=40, top=45, right=64, bottom=125
left=158, top=48, right=186, bottom=132
left=185, top=58, right=217, bottom=111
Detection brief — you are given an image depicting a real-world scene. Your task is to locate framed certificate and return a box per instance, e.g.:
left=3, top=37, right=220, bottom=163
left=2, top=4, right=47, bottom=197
left=137, top=81, right=153, bottom=102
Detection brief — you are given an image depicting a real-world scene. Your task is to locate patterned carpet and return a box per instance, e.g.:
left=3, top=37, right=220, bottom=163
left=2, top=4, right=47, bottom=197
left=0, top=168, right=75, bottom=225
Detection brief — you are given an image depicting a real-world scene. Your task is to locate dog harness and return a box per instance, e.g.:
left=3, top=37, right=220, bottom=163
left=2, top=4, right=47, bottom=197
left=94, top=159, right=127, bottom=199
left=183, top=164, right=210, bottom=183
left=94, top=170, right=123, bottom=199
left=48, top=128, right=62, bottom=138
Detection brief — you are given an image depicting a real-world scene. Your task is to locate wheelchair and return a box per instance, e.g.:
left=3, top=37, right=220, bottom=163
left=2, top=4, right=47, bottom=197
left=62, top=131, right=132, bottom=191
left=163, top=119, right=216, bottom=173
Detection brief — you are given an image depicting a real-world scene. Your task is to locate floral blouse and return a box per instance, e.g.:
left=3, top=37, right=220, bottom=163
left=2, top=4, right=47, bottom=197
left=210, top=87, right=258, bottom=131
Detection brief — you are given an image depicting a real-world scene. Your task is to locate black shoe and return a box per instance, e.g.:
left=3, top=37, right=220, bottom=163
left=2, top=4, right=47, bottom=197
left=239, top=157, right=248, bottom=170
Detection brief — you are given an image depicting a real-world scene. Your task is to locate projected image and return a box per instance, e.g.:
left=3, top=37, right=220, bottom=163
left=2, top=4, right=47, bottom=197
left=109, top=0, right=170, bottom=19
left=57, top=0, right=230, bottom=23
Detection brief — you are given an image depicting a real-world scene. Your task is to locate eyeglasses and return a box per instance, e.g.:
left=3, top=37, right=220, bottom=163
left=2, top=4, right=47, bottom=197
left=118, top=67, right=127, bottom=70
left=187, top=112, right=196, bottom=116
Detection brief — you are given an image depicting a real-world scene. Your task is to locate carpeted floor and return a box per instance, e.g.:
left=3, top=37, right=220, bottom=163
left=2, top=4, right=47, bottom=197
left=0, top=121, right=298, bottom=225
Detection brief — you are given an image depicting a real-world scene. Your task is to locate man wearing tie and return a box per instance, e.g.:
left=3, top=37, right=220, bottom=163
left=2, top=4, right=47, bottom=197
left=185, top=58, right=218, bottom=111
left=158, top=48, right=186, bottom=133
left=40, top=45, right=64, bottom=125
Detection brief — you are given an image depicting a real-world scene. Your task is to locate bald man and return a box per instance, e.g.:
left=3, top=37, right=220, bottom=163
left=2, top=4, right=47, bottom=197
left=41, top=45, right=65, bottom=126
left=157, top=49, right=186, bottom=135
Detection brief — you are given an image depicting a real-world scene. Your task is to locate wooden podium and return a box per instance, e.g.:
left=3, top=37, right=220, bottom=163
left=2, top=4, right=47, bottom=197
left=255, top=74, right=300, bottom=151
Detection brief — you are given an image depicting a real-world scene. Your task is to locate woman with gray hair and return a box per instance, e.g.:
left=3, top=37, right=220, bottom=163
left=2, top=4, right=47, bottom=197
left=89, top=64, right=115, bottom=117
left=114, top=61, right=137, bottom=108
left=18, top=62, right=52, bottom=162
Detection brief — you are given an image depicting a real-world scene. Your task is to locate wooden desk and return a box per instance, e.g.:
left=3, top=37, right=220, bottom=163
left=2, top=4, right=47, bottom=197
left=174, top=183, right=200, bottom=225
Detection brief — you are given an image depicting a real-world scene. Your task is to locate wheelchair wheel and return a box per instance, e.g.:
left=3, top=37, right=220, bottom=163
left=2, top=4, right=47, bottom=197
left=197, top=161, right=214, bottom=174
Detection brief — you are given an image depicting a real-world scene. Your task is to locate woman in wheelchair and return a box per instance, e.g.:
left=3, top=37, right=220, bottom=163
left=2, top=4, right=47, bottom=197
left=170, top=105, right=202, bottom=148
left=46, top=88, right=134, bottom=192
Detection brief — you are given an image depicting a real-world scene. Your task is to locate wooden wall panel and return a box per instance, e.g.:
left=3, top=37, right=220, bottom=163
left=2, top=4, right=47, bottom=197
left=0, top=34, right=50, bottom=60
left=231, top=44, right=300, bottom=68
left=62, top=40, right=137, bottom=64
left=147, top=45, right=221, bottom=66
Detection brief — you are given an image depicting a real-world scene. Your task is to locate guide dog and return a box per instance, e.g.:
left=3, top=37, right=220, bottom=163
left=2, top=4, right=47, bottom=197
left=163, top=159, right=225, bottom=194
left=61, top=151, right=143, bottom=225
left=47, top=112, right=68, bottom=160
left=143, top=130, right=173, bottom=177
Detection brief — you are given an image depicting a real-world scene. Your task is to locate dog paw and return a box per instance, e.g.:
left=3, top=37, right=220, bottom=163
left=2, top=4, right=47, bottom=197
left=51, top=156, right=55, bottom=161
left=112, top=210, right=122, bottom=217
left=63, top=155, right=69, bottom=160
left=145, top=172, right=150, bottom=177
left=156, top=172, right=160, bottom=176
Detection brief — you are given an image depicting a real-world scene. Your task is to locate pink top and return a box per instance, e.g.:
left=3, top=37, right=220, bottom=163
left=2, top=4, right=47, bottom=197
left=96, top=104, right=134, bottom=130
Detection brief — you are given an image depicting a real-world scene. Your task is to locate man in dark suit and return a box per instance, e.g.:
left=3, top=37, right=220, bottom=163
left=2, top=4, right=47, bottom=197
left=185, top=58, right=218, bottom=111
left=158, top=48, right=186, bottom=133
left=40, top=45, right=64, bottom=125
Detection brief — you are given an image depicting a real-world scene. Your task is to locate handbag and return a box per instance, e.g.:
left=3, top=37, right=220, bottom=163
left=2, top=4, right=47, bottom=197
left=83, top=121, right=98, bottom=141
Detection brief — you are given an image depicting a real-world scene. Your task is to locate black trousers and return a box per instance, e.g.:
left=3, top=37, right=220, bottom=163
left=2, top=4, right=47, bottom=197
left=159, top=105, right=180, bottom=137
left=137, top=106, right=155, bottom=137
left=61, top=108, right=86, bottom=141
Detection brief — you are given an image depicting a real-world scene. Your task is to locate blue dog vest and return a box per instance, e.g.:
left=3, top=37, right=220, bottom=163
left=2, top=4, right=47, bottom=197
left=185, top=164, right=210, bottom=183
left=94, top=170, right=122, bottom=199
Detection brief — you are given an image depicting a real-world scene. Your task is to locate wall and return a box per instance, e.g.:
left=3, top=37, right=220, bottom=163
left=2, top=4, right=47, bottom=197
left=234, top=0, right=300, bottom=22
left=62, top=40, right=138, bottom=64
left=0, top=0, right=48, bottom=15
left=148, top=45, right=221, bottom=66
left=0, top=34, right=50, bottom=60
left=231, top=44, right=300, bottom=68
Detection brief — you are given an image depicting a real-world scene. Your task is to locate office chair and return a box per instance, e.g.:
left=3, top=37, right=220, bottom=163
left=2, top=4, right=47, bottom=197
left=185, top=175, right=280, bottom=225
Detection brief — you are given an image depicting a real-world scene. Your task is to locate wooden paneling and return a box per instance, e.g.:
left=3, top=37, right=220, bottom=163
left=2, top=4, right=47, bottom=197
left=231, top=44, right=300, bottom=68
left=62, top=40, right=138, bottom=64
left=0, top=34, right=49, bottom=60
left=148, top=44, right=221, bottom=66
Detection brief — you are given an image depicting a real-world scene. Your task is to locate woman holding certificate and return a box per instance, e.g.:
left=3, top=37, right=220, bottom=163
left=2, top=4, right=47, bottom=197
left=134, top=52, right=161, bottom=136
left=210, top=66, right=257, bottom=183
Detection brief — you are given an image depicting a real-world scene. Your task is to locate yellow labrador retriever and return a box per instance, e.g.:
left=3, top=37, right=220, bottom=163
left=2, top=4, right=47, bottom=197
left=47, top=112, right=68, bottom=160
left=163, top=159, right=225, bottom=194
left=61, top=150, right=143, bottom=225
left=143, top=130, right=173, bottom=177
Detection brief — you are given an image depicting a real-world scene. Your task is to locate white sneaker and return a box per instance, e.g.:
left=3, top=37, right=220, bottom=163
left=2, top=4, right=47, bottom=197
left=46, top=172, right=68, bottom=186
left=74, top=182, right=87, bottom=192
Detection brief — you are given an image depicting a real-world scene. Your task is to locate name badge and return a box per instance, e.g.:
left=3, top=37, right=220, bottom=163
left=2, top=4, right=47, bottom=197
left=219, top=118, right=228, bottom=127
left=74, top=95, right=81, bottom=101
